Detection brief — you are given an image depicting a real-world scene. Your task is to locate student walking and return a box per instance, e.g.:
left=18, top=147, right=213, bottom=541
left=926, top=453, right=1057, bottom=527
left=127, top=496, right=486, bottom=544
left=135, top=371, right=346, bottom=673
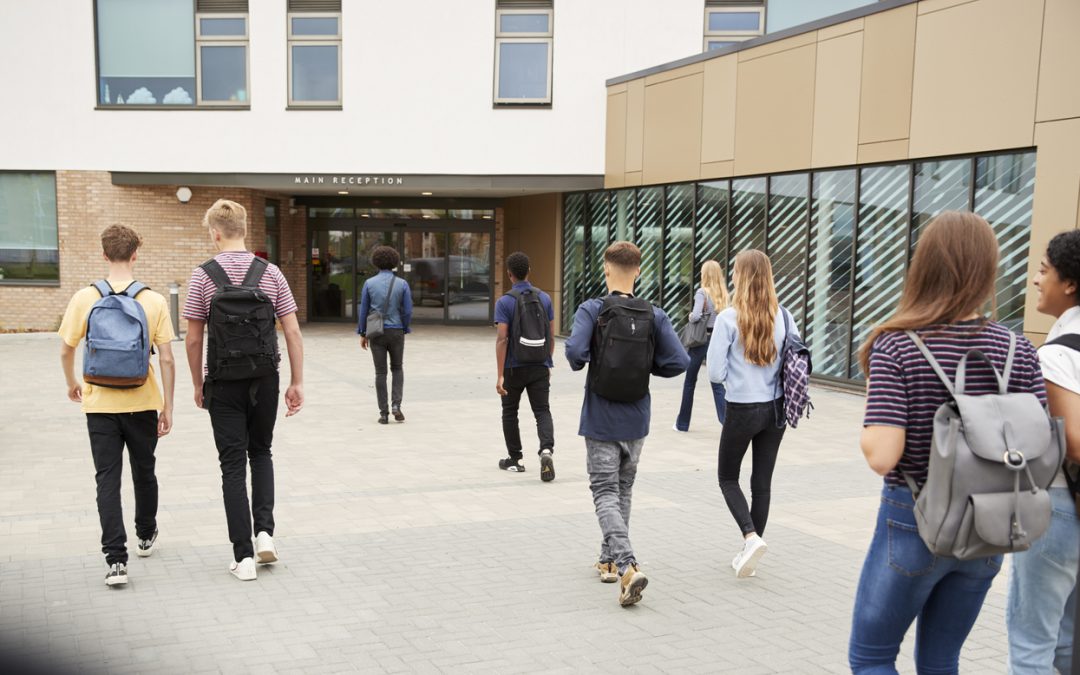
left=674, top=260, right=729, bottom=432
left=1007, top=230, right=1080, bottom=674
left=849, top=212, right=1046, bottom=673
left=358, top=245, right=413, bottom=425
left=707, top=250, right=795, bottom=578
left=58, top=225, right=176, bottom=587
left=495, top=252, right=556, bottom=480
left=184, top=199, right=305, bottom=582
left=566, top=241, right=689, bottom=606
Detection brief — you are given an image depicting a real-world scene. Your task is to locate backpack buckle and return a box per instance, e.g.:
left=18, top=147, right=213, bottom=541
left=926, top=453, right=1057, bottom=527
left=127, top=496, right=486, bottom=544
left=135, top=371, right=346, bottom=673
left=1003, top=449, right=1026, bottom=470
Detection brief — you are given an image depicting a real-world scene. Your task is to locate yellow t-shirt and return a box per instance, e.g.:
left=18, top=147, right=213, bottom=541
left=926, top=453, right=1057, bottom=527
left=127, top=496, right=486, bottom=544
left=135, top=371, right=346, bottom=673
left=58, top=282, right=175, bottom=414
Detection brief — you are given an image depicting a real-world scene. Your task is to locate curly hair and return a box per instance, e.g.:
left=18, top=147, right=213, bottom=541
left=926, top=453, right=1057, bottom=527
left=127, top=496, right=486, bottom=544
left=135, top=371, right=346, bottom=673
left=100, top=224, right=143, bottom=262
left=506, top=252, right=530, bottom=281
left=371, top=245, right=400, bottom=270
left=1046, top=231, right=1080, bottom=305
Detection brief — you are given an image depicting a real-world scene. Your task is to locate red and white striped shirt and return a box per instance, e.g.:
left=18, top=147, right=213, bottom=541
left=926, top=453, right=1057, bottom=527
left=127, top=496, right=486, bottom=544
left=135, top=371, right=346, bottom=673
left=182, top=251, right=298, bottom=322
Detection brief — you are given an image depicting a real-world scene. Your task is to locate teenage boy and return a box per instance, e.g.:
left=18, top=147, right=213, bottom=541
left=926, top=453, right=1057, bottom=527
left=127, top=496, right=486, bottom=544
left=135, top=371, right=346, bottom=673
left=565, top=241, right=688, bottom=606
left=494, top=251, right=556, bottom=480
left=184, top=199, right=304, bottom=582
left=59, top=225, right=176, bottom=587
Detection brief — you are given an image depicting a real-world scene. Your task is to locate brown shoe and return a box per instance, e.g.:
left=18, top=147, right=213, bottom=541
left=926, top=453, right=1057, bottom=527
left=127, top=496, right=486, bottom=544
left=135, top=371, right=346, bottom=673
left=392, top=407, right=405, bottom=422
left=595, top=561, right=618, bottom=583
left=618, top=564, right=648, bottom=606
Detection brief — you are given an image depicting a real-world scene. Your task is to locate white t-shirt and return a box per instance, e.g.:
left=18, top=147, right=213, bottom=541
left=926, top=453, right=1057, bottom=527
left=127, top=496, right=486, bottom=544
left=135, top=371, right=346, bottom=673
left=1038, top=305, right=1080, bottom=488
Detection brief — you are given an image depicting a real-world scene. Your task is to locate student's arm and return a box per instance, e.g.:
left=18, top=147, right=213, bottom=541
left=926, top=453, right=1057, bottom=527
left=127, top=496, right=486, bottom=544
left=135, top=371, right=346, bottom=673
left=707, top=315, right=733, bottom=384
left=689, top=290, right=705, bottom=323
left=564, top=304, right=594, bottom=371
left=280, top=312, right=304, bottom=417
left=861, top=344, right=908, bottom=475
left=57, top=295, right=84, bottom=403
left=549, top=320, right=557, bottom=359
left=496, top=323, right=509, bottom=395
left=357, top=283, right=370, bottom=349
left=185, top=320, right=206, bottom=409
left=157, top=342, right=175, bottom=437
left=861, top=426, right=906, bottom=476
left=402, top=283, right=413, bottom=334
left=1047, top=382, right=1080, bottom=464
left=60, top=342, right=82, bottom=403
left=652, top=311, right=690, bottom=378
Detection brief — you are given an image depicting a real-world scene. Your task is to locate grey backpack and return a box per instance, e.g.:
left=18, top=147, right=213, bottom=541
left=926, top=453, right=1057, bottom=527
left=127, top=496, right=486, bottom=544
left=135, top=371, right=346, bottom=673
left=904, top=330, right=1065, bottom=560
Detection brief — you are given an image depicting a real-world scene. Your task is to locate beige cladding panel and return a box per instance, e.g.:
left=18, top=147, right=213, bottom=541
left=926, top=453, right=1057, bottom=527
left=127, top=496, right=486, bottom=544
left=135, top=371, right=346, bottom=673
left=1037, top=0, right=1080, bottom=123
left=625, top=80, right=645, bottom=174
left=1026, top=118, right=1080, bottom=334
left=908, top=0, right=1043, bottom=158
left=858, top=4, right=916, bottom=145
left=642, top=74, right=705, bottom=186
left=700, top=56, right=738, bottom=165
left=734, top=44, right=817, bottom=176
left=605, top=92, right=628, bottom=188
left=812, top=32, right=863, bottom=169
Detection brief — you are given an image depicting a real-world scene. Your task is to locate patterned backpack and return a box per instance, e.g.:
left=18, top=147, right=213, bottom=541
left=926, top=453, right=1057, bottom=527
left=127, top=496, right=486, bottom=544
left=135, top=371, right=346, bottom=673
left=777, top=307, right=813, bottom=427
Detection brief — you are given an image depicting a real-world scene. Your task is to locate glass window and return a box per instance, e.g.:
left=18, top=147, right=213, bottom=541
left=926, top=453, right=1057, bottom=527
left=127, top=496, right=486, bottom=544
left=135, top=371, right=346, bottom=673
left=850, top=165, right=911, bottom=379
left=288, top=12, right=343, bottom=106
left=765, top=0, right=876, bottom=33
left=635, top=188, right=664, bottom=302
left=695, top=181, right=730, bottom=275
left=704, top=5, right=763, bottom=53
left=0, top=173, right=59, bottom=283
left=806, top=170, right=856, bottom=379
left=290, top=17, right=340, bottom=37
left=729, top=178, right=767, bottom=285
left=199, top=45, right=248, bottom=103
left=308, top=207, right=354, bottom=218
left=561, top=193, right=587, bottom=333
left=264, top=200, right=280, bottom=266
left=494, top=7, right=553, bottom=104
left=663, top=185, right=695, bottom=328
left=587, top=192, right=610, bottom=301
left=706, top=40, right=742, bottom=51
left=708, top=11, right=761, bottom=32
left=912, top=158, right=972, bottom=249
left=96, top=0, right=196, bottom=106
left=199, top=17, right=246, bottom=37
left=767, top=174, right=810, bottom=326
left=448, top=232, right=492, bottom=321
left=612, top=189, right=635, bottom=243
left=976, top=152, right=1036, bottom=332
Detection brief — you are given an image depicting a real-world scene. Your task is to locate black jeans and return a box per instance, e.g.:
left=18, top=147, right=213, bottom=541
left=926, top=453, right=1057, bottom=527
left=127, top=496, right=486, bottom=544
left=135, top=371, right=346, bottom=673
left=86, top=412, right=159, bottom=565
left=501, top=365, right=554, bottom=460
left=717, top=400, right=786, bottom=537
left=370, top=329, right=405, bottom=414
left=207, top=373, right=279, bottom=562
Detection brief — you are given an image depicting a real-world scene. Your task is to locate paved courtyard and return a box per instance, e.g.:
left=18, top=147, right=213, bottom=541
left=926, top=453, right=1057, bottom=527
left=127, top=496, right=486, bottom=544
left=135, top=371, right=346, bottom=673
left=0, top=325, right=1010, bottom=674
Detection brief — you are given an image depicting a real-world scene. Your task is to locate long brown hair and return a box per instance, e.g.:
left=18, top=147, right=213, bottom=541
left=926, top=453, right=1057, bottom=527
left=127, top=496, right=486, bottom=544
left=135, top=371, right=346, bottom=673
left=732, top=250, right=779, bottom=366
left=858, top=211, right=999, bottom=375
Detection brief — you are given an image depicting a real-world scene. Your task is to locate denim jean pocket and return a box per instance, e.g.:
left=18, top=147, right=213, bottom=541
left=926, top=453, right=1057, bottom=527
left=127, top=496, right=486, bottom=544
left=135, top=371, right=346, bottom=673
left=1038, top=508, right=1079, bottom=568
left=887, top=518, right=936, bottom=577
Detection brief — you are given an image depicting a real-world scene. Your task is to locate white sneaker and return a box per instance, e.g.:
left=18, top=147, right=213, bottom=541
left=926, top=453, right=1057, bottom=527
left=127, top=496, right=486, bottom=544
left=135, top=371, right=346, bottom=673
left=229, top=557, right=257, bottom=581
left=673, top=423, right=687, bottom=433
left=734, top=536, right=767, bottom=578
left=255, top=532, right=278, bottom=564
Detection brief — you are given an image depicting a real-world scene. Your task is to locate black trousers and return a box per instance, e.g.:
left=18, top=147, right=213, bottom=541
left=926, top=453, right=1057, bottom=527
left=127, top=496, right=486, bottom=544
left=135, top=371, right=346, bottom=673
left=717, top=400, right=786, bottom=537
left=370, top=329, right=405, bottom=414
left=501, top=365, right=554, bottom=460
left=86, top=412, right=159, bottom=565
left=207, top=374, right=279, bottom=562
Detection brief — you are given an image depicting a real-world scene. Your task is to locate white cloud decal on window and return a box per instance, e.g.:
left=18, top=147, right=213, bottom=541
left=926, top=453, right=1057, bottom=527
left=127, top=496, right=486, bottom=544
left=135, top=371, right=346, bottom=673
left=162, top=87, right=193, bottom=105
left=126, top=87, right=157, bottom=105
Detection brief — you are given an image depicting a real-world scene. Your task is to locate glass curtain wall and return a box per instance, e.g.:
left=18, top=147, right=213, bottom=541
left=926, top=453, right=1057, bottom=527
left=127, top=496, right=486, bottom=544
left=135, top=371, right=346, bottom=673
left=562, top=150, right=1036, bottom=384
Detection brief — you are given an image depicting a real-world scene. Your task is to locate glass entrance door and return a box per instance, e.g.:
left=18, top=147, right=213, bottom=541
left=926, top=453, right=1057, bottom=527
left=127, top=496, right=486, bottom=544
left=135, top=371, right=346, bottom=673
left=402, top=231, right=447, bottom=321
left=310, top=229, right=355, bottom=320
left=448, top=231, right=492, bottom=321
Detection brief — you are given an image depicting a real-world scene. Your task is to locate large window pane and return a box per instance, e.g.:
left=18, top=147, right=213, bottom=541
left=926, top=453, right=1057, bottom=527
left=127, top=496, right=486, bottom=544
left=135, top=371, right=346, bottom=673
left=612, top=189, right=635, bottom=243
left=663, top=185, right=695, bottom=328
left=292, top=45, right=339, bottom=102
left=586, top=193, right=610, bottom=301
left=497, top=42, right=549, bottom=100
left=768, top=174, right=810, bottom=325
left=200, top=46, right=247, bottom=102
left=695, top=181, right=729, bottom=275
left=806, top=170, right=856, bottom=379
left=97, top=0, right=195, bottom=106
left=851, top=165, right=911, bottom=379
left=291, top=17, right=339, bottom=36
left=912, top=158, right=971, bottom=249
left=200, top=17, right=245, bottom=36
left=976, top=152, right=1036, bottom=332
left=729, top=178, right=767, bottom=285
left=0, top=173, right=59, bottom=282
left=635, top=187, right=663, bottom=302
left=500, top=13, right=550, bottom=33
left=562, top=193, right=586, bottom=332
left=449, top=232, right=492, bottom=321
left=708, top=11, right=761, bottom=32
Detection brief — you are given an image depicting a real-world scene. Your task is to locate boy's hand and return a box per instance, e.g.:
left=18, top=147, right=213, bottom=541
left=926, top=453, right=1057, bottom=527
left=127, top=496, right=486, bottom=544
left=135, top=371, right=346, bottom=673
left=360, top=337, right=369, bottom=350
left=157, top=408, right=173, bottom=437
left=67, top=382, right=82, bottom=403
left=496, top=376, right=507, bottom=396
left=194, top=389, right=204, bottom=409
left=285, top=384, right=304, bottom=416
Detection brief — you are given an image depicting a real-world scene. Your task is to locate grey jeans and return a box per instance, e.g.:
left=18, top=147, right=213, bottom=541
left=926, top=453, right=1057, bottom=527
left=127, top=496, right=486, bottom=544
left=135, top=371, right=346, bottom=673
left=585, top=437, right=644, bottom=571
left=369, top=328, right=404, bottom=413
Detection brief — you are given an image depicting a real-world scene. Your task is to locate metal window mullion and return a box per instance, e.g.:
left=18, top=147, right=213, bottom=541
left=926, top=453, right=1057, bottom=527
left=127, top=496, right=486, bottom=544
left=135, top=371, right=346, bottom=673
left=905, top=162, right=916, bottom=264
left=723, top=180, right=732, bottom=287
left=801, top=171, right=812, bottom=325
left=846, top=168, right=863, bottom=380
left=969, top=156, right=978, bottom=211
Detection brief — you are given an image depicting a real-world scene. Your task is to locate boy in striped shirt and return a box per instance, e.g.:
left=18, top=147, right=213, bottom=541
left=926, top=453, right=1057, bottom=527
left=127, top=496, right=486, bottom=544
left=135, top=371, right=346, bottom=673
left=183, top=199, right=305, bottom=582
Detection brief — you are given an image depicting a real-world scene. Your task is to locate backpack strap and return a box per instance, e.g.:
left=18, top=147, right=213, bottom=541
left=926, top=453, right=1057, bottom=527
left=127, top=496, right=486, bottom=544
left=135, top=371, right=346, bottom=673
left=92, top=280, right=114, bottom=297
left=1046, top=333, right=1080, bottom=352
left=121, top=281, right=149, bottom=298
left=905, top=331, right=956, bottom=396
left=955, top=349, right=1006, bottom=395
left=242, top=257, right=269, bottom=288
left=200, top=259, right=231, bottom=290
left=1002, top=330, right=1017, bottom=390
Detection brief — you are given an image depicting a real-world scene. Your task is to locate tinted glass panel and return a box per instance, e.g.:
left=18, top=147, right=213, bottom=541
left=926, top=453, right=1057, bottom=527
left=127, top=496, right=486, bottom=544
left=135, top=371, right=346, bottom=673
left=310, top=229, right=354, bottom=319
left=586, top=193, right=610, bottom=301
left=635, top=187, right=663, bottom=302
left=663, top=185, right=695, bottom=328
left=912, top=158, right=971, bottom=249
left=806, top=170, right=856, bottom=379
left=497, top=42, right=549, bottom=100
left=768, top=174, right=810, bottom=325
left=200, top=46, right=247, bottom=102
left=695, top=181, right=729, bottom=274
left=97, top=0, right=195, bottom=105
left=0, top=173, right=59, bottom=282
left=708, top=11, right=761, bottom=31
left=729, top=178, right=767, bottom=285
left=448, top=232, right=492, bottom=321
left=292, top=45, right=339, bottom=102
left=499, top=13, right=549, bottom=33
left=612, top=190, right=635, bottom=243
left=291, top=17, right=339, bottom=36
left=404, top=232, right=448, bottom=321
left=707, top=41, right=740, bottom=51
left=200, top=17, right=245, bottom=36
left=562, top=193, right=586, bottom=332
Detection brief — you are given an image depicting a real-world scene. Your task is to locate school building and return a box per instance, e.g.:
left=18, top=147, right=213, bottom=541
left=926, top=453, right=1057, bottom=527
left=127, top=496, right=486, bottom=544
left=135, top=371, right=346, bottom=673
left=1, top=0, right=1077, bottom=384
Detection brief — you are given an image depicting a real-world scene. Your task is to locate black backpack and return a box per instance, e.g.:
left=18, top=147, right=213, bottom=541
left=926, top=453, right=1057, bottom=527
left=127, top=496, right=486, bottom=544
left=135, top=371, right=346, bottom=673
left=589, top=294, right=655, bottom=402
left=201, top=257, right=280, bottom=381
left=1044, top=333, right=1080, bottom=497
left=508, top=288, right=551, bottom=365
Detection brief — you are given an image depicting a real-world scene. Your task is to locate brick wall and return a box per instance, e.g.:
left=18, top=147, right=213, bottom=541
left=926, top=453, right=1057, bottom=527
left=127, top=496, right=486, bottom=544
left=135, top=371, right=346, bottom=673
left=0, top=171, right=304, bottom=331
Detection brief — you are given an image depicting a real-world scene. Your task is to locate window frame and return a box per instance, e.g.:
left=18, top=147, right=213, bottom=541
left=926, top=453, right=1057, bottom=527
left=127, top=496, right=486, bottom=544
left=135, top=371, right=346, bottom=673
left=287, top=11, right=343, bottom=108
left=195, top=42, right=251, bottom=106
left=703, top=5, right=764, bottom=53
left=195, top=13, right=249, bottom=40
left=0, top=171, right=61, bottom=287
left=493, top=8, right=554, bottom=106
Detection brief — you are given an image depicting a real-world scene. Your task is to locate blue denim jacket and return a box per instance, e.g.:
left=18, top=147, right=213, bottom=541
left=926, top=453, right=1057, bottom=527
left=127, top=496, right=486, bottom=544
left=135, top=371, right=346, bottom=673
left=357, top=271, right=413, bottom=335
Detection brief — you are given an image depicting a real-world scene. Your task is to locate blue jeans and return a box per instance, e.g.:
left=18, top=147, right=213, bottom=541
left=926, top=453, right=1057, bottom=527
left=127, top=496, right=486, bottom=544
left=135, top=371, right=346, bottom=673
left=849, top=485, right=1002, bottom=674
left=1007, top=487, right=1078, bottom=674
left=675, top=342, right=726, bottom=431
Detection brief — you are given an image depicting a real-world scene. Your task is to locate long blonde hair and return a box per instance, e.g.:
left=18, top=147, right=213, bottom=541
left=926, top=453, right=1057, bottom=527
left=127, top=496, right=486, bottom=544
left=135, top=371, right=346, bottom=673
left=700, top=260, right=729, bottom=311
left=732, top=250, right=779, bottom=366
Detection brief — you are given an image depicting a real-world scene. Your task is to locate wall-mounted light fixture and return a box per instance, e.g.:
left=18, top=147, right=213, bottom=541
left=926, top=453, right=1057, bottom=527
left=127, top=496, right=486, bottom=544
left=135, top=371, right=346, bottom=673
left=176, top=187, right=193, bottom=203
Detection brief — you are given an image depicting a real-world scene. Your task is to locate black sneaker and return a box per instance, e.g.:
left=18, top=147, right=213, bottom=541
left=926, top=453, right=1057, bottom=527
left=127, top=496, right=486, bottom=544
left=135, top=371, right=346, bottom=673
left=378, top=413, right=389, bottom=425
left=540, top=450, right=555, bottom=482
left=105, top=562, right=128, bottom=587
left=499, top=457, right=526, bottom=472
left=137, top=528, right=158, bottom=558
left=392, top=407, right=405, bottom=422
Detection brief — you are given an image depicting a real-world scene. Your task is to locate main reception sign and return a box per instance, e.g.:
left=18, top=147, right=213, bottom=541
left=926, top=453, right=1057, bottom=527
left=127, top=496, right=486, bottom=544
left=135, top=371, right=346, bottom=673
left=293, top=175, right=405, bottom=186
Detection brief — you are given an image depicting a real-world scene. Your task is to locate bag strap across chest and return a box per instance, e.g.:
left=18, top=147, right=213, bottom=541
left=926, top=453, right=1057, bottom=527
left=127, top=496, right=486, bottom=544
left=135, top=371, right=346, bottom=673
left=380, top=276, right=397, bottom=315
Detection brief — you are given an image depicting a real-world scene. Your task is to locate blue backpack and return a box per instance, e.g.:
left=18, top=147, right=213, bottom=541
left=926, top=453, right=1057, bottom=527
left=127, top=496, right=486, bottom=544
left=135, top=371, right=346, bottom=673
left=83, top=280, right=152, bottom=389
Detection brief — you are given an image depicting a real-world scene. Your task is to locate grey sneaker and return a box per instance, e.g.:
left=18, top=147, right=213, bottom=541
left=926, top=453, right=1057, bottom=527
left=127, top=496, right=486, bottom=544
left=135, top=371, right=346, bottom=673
left=540, top=450, right=555, bottom=482
left=136, top=529, right=158, bottom=557
left=105, top=562, right=128, bottom=587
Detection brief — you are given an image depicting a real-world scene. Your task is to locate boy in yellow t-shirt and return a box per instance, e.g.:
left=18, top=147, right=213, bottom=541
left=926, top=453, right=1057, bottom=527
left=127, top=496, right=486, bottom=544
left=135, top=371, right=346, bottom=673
left=58, top=225, right=176, bottom=588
